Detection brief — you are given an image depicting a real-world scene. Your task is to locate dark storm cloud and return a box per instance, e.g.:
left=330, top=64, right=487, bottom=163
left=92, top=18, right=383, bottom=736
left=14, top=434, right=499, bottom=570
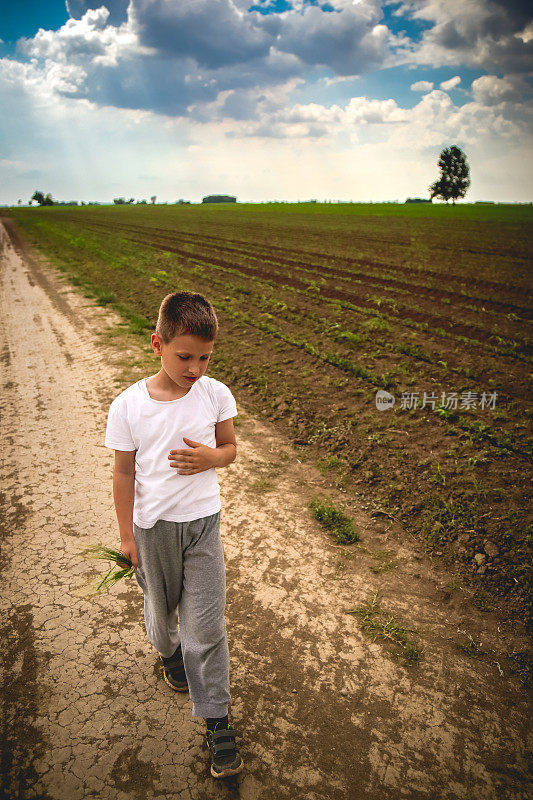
left=488, top=0, right=532, bottom=30
left=61, top=47, right=302, bottom=117
left=273, top=3, right=390, bottom=75
left=130, top=0, right=274, bottom=70
left=62, top=56, right=221, bottom=116
left=397, top=0, right=533, bottom=74
left=431, top=16, right=533, bottom=73
left=129, top=0, right=392, bottom=76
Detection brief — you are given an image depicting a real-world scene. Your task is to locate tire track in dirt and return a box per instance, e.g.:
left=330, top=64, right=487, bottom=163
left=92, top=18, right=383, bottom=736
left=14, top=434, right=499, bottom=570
left=1, top=219, right=531, bottom=800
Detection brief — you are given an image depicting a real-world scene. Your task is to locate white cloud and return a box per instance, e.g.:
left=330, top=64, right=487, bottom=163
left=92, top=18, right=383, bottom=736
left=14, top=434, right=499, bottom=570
left=0, top=57, right=86, bottom=101
left=383, top=88, right=532, bottom=154
left=8, top=1, right=409, bottom=119
left=0, top=60, right=531, bottom=204
left=517, top=21, right=533, bottom=42
left=440, top=75, right=461, bottom=91
left=18, top=7, right=148, bottom=68
left=0, top=0, right=531, bottom=204
left=344, top=96, right=408, bottom=125
left=66, top=0, right=129, bottom=26
left=410, top=80, right=434, bottom=91
left=471, top=74, right=527, bottom=105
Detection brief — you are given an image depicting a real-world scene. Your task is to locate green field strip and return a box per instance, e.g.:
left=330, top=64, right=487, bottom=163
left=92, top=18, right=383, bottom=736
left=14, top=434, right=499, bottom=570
left=178, top=249, right=525, bottom=406
left=78, top=217, right=532, bottom=337
left=215, top=304, right=532, bottom=463
left=17, top=212, right=532, bottom=370
left=221, top=278, right=529, bottom=406
left=17, top=212, right=528, bottom=340
left=10, top=208, right=533, bottom=622
left=116, top=228, right=532, bottom=365
left=34, top=208, right=532, bottom=312
left=129, top=248, right=530, bottom=464
left=103, top=226, right=530, bottom=358
left=12, top=211, right=532, bottom=464
left=19, top=210, right=531, bottom=419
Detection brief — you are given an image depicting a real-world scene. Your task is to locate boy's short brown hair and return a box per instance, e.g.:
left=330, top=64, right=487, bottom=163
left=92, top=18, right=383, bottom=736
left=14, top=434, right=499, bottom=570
left=155, top=291, right=219, bottom=344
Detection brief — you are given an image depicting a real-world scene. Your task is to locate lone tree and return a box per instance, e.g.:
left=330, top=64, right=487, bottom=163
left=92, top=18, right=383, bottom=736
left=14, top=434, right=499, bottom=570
left=429, top=145, right=470, bottom=205
left=31, top=190, right=55, bottom=206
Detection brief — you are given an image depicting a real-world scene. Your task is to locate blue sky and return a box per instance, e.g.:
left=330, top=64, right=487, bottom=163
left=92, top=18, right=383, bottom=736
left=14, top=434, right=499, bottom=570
left=0, top=1, right=69, bottom=46
left=0, top=0, right=532, bottom=204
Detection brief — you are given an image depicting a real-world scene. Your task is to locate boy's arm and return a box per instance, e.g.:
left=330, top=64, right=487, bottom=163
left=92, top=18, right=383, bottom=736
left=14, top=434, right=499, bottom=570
left=168, top=419, right=236, bottom=473
left=113, top=449, right=136, bottom=542
left=213, top=418, right=237, bottom=467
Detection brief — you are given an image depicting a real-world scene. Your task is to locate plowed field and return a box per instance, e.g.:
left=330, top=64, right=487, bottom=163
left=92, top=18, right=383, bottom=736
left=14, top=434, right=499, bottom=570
left=9, top=203, right=533, bottom=630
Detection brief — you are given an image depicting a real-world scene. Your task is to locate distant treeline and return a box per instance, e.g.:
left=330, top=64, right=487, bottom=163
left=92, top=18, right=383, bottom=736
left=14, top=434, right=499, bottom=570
left=14, top=194, right=532, bottom=208
left=113, top=197, right=191, bottom=205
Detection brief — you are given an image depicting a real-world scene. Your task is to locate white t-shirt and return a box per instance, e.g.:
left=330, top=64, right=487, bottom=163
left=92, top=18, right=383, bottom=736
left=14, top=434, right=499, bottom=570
left=104, top=374, right=238, bottom=528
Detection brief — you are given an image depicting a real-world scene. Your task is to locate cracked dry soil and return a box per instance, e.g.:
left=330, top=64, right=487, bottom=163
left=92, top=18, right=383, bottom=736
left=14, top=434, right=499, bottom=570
left=0, top=218, right=531, bottom=800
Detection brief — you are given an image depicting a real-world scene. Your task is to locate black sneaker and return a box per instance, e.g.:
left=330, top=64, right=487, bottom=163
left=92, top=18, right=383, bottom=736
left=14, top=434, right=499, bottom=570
left=206, top=723, right=244, bottom=779
left=160, top=645, right=188, bottom=692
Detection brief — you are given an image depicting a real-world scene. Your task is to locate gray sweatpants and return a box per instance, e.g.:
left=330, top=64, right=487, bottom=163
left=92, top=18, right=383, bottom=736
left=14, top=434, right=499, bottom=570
left=132, top=511, right=230, bottom=719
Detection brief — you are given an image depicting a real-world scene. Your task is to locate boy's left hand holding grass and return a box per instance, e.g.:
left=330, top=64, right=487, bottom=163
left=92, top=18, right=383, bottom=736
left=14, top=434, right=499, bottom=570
left=168, top=436, right=233, bottom=474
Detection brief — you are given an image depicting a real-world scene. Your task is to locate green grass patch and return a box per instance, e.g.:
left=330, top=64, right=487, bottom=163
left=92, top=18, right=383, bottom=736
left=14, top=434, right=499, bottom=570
left=445, top=576, right=463, bottom=592
left=368, top=549, right=398, bottom=574
left=126, top=312, right=153, bottom=336
left=249, top=477, right=275, bottom=493
left=420, top=492, right=484, bottom=549
left=455, top=632, right=488, bottom=659
left=363, top=316, right=391, bottom=331
left=309, top=496, right=360, bottom=544
left=346, top=591, right=421, bottom=664
left=315, top=454, right=347, bottom=474
left=95, top=288, right=117, bottom=305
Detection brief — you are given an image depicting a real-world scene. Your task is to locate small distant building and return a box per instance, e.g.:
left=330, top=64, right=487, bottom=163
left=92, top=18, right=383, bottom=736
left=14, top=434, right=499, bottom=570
left=405, top=198, right=432, bottom=203
left=202, top=194, right=237, bottom=203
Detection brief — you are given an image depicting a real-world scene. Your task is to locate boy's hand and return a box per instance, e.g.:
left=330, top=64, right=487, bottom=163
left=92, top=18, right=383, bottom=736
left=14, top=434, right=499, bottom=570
left=168, top=437, right=217, bottom=475
left=118, top=539, right=138, bottom=571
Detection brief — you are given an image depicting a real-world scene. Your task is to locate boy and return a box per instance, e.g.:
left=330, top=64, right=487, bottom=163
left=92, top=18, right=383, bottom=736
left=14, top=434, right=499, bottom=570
left=104, top=291, right=244, bottom=779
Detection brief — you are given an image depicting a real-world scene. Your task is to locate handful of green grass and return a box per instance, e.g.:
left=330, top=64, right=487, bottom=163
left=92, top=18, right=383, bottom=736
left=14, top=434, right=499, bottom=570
left=79, top=545, right=135, bottom=593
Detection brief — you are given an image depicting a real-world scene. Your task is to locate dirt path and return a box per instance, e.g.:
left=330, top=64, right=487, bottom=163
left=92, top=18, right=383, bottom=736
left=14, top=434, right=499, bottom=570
left=0, top=218, right=530, bottom=800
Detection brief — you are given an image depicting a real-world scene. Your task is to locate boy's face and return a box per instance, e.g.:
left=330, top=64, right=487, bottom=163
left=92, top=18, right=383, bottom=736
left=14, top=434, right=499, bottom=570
left=152, top=333, right=214, bottom=390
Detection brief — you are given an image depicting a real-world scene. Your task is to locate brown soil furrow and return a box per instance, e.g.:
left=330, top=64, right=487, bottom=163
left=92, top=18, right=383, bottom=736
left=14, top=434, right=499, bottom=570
left=71, top=216, right=533, bottom=314
left=68, top=213, right=532, bottom=299
left=115, top=232, right=533, bottom=360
